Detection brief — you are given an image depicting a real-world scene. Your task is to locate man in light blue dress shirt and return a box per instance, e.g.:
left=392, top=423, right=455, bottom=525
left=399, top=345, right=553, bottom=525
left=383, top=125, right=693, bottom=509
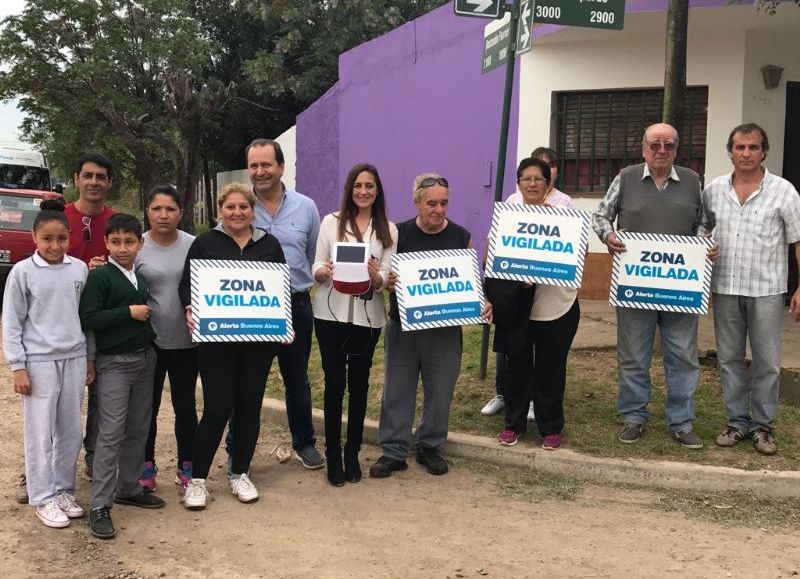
left=227, top=138, right=323, bottom=469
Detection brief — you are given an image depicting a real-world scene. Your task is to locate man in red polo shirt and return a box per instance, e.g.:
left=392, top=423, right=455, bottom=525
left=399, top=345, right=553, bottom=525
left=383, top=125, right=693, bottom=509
left=66, top=154, right=116, bottom=479
left=65, top=154, right=116, bottom=269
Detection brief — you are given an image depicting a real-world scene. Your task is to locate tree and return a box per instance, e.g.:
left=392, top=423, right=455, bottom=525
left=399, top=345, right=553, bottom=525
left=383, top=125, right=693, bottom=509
left=662, top=0, right=689, bottom=131
left=241, top=0, right=447, bottom=106
left=0, top=0, right=231, bottom=230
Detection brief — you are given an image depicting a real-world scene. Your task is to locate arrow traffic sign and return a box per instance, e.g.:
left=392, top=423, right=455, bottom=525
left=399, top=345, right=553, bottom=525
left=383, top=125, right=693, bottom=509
left=454, top=0, right=503, bottom=19
left=515, top=0, right=534, bottom=56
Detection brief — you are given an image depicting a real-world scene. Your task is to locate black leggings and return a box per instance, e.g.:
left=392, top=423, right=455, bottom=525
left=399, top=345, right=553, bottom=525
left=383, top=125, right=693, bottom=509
left=314, top=318, right=381, bottom=455
left=145, top=346, right=199, bottom=467
left=505, top=300, right=580, bottom=436
left=192, top=342, right=278, bottom=478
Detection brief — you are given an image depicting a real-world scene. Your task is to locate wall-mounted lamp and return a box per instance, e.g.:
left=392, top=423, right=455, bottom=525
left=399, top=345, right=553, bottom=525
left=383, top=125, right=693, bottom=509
left=761, top=64, right=783, bottom=90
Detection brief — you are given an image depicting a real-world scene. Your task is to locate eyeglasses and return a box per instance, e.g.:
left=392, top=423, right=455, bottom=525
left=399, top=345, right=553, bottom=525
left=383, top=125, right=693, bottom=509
left=81, top=216, right=92, bottom=241
left=519, top=176, right=547, bottom=184
left=418, top=176, right=449, bottom=189
left=646, top=141, right=676, bottom=152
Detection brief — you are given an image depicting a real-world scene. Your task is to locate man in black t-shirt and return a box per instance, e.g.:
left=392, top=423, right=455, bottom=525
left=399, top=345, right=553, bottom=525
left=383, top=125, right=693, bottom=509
left=370, top=173, right=476, bottom=478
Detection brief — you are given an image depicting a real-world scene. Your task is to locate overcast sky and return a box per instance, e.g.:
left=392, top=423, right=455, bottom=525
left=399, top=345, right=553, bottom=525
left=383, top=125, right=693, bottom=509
left=0, top=0, right=30, bottom=144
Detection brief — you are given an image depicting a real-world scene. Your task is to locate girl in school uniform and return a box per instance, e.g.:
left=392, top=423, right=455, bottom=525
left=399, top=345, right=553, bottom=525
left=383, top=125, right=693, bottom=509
left=2, top=199, right=94, bottom=528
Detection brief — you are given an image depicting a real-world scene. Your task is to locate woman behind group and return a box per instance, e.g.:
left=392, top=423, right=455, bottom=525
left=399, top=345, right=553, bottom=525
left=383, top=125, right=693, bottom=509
left=481, top=147, right=563, bottom=420
left=136, top=185, right=198, bottom=491
left=313, top=163, right=397, bottom=487
left=492, top=157, right=581, bottom=450
left=178, top=183, right=285, bottom=509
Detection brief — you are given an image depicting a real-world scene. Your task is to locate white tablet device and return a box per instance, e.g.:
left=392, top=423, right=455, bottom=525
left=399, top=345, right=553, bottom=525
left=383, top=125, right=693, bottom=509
left=332, top=242, right=370, bottom=294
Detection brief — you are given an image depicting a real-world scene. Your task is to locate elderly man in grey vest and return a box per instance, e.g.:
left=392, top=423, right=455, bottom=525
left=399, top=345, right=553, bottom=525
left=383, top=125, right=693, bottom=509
left=592, top=123, right=711, bottom=449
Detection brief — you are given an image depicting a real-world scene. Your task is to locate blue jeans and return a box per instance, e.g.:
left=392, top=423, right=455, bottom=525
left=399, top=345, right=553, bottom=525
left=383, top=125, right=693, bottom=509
left=712, top=293, right=783, bottom=434
left=226, top=295, right=316, bottom=454
left=616, top=307, right=699, bottom=433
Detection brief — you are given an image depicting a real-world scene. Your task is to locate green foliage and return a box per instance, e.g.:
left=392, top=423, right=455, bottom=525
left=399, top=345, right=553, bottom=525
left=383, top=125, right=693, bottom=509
left=241, top=0, right=448, bottom=105
left=0, top=0, right=229, bottom=228
left=0, top=0, right=448, bottom=218
left=751, top=0, right=800, bottom=15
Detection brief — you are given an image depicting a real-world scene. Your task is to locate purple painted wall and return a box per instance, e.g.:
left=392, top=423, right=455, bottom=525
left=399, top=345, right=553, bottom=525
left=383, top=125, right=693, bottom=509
left=296, top=4, right=520, bottom=254
left=296, top=83, right=341, bottom=213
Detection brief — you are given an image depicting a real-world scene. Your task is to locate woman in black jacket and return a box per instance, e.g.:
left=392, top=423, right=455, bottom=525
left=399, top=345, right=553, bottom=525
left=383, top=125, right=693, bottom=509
left=178, top=182, right=285, bottom=510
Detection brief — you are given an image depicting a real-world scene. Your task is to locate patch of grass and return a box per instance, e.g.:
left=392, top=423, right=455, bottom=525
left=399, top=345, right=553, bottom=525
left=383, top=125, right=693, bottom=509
left=454, top=458, right=583, bottom=503
left=653, top=488, right=800, bottom=529
left=265, top=324, right=800, bottom=471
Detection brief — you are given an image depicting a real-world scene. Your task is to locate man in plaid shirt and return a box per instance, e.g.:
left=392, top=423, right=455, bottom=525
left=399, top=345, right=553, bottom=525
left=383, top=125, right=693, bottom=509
left=702, top=122, right=800, bottom=456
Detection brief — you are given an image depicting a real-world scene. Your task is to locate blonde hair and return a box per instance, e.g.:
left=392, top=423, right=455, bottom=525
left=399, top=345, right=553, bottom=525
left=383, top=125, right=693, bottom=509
left=412, top=172, right=450, bottom=203
left=217, top=182, right=256, bottom=209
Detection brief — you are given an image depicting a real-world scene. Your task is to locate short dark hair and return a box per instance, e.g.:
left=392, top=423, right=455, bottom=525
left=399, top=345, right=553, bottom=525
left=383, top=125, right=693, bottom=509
left=726, top=122, right=770, bottom=157
left=516, top=157, right=551, bottom=185
left=73, top=153, right=115, bottom=179
left=105, top=213, right=142, bottom=238
left=245, top=139, right=284, bottom=167
left=147, top=183, right=182, bottom=210
left=33, top=198, right=68, bottom=231
left=531, top=147, right=560, bottom=167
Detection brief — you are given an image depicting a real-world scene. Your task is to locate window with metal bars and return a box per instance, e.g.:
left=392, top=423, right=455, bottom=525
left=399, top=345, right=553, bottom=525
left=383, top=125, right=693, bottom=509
left=552, top=87, right=708, bottom=196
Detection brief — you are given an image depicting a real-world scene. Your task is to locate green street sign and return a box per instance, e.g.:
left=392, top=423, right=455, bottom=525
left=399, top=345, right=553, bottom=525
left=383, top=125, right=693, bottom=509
left=482, top=14, right=512, bottom=73
left=454, top=0, right=504, bottom=19
left=533, top=0, right=625, bottom=31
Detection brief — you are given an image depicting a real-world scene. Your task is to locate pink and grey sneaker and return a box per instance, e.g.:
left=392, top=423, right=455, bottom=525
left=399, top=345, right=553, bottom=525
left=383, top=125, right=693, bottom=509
left=138, top=461, right=157, bottom=492
left=497, top=429, right=519, bottom=446
left=175, top=461, right=192, bottom=488
left=541, top=433, right=562, bottom=450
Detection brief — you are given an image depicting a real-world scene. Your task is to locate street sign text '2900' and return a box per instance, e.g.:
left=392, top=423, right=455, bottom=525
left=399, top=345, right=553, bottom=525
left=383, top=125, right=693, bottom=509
left=533, top=0, right=625, bottom=31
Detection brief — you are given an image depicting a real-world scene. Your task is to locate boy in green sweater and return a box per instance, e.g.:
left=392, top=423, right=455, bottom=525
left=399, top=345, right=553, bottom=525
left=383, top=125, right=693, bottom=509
left=79, top=214, right=164, bottom=540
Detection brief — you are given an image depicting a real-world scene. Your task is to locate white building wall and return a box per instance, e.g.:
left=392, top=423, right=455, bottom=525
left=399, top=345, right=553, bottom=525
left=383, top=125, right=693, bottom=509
left=741, top=30, right=800, bottom=176
left=274, top=125, right=296, bottom=191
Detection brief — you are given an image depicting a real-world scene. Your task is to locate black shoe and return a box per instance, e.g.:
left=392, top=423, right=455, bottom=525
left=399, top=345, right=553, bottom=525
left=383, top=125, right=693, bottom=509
left=295, top=445, right=324, bottom=470
left=368, top=456, right=408, bottom=478
left=344, top=448, right=362, bottom=483
left=113, top=490, right=165, bottom=509
left=326, top=452, right=345, bottom=487
left=416, top=446, right=449, bottom=476
left=89, top=507, right=115, bottom=540
left=15, top=473, right=28, bottom=504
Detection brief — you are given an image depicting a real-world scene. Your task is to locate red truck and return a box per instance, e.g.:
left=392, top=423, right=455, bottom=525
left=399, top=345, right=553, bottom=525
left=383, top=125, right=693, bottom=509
left=0, top=147, right=62, bottom=301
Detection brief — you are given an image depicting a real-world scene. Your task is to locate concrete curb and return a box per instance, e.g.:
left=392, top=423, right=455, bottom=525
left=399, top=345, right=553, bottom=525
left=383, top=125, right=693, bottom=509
left=262, top=398, right=800, bottom=498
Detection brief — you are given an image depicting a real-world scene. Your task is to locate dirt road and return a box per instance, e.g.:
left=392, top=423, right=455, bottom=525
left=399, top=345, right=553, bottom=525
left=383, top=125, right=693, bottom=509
left=1, top=364, right=799, bottom=578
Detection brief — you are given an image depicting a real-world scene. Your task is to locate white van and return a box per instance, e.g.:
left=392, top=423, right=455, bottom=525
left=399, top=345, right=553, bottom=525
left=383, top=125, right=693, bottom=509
left=0, top=146, right=51, bottom=191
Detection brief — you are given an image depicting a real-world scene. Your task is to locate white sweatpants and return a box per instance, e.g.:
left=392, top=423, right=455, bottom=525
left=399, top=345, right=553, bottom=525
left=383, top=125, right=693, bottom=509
left=23, top=357, right=86, bottom=506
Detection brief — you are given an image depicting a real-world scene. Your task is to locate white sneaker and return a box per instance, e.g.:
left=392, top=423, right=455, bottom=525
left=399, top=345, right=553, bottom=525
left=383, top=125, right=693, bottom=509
left=35, top=501, right=70, bottom=528
left=183, top=478, right=208, bottom=510
left=229, top=473, right=259, bottom=503
left=481, top=395, right=505, bottom=416
left=55, top=492, right=84, bottom=518
left=527, top=401, right=536, bottom=422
